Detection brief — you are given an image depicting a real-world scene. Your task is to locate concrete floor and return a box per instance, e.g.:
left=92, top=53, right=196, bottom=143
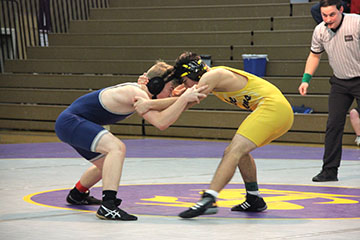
left=0, top=139, right=359, bottom=240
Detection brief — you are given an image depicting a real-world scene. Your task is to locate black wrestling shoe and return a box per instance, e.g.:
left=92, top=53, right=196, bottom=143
left=178, top=192, right=218, bottom=219
left=66, top=188, right=102, bottom=205
left=312, top=169, right=338, bottom=182
left=96, top=199, right=137, bottom=221
left=231, top=194, right=267, bottom=212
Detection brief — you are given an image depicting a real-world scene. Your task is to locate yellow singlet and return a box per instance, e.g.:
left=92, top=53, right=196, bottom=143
left=212, top=66, right=294, bottom=147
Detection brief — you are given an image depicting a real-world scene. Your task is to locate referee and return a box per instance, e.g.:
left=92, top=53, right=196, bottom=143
left=298, top=0, right=360, bottom=182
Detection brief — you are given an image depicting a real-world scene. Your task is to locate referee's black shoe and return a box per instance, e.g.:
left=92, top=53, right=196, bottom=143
left=178, top=192, right=218, bottom=218
left=312, top=168, right=338, bottom=182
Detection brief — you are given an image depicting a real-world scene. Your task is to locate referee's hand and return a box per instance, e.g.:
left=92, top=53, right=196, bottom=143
left=298, top=82, right=309, bottom=96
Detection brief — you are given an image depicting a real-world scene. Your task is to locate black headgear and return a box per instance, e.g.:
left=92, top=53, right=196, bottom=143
left=146, top=69, right=174, bottom=99
left=175, top=59, right=206, bottom=82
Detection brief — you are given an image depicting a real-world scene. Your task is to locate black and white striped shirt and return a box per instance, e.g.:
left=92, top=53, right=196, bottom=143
left=311, top=13, right=360, bottom=79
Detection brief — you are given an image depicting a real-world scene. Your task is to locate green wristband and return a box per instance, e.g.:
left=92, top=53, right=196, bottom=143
left=302, top=73, right=312, bottom=83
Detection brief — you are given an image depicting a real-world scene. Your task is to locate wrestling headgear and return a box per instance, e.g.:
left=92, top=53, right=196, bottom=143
left=175, top=59, right=207, bottom=82
left=146, top=69, right=174, bottom=99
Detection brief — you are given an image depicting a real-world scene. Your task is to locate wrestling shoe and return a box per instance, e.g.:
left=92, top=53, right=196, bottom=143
left=231, top=194, right=267, bottom=212
left=96, top=199, right=137, bottom=221
left=178, top=192, right=218, bottom=219
left=312, top=168, right=338, bottom=182
left=355, top=136, right=360, bottom=146
left=66, top=188, right=101, bottom=205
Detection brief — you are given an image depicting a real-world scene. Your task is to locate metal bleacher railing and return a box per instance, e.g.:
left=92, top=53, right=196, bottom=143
left=0, top=0, right=108, bottom=72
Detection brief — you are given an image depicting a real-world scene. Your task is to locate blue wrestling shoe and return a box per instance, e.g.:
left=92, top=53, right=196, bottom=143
left=178, top=192, right=218, bottom=219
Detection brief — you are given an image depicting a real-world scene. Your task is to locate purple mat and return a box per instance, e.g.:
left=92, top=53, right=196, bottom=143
left=29, top=183, right=360, bottom=219
left=0, top=139, right=359, bottom=160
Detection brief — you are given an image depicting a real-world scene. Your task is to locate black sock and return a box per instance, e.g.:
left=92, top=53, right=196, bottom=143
left=245, top=182, right=260, bottom=196
left=245, top=182, right=259, bottom=191
left=102, top=190, right=117, bottom=202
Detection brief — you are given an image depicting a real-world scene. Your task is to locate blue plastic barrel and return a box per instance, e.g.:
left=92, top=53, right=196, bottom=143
left=242, top=54, right=268, bottom=77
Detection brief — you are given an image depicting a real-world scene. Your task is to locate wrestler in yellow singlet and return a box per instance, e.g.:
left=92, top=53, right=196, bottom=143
left=211, top=66, right=294, bottom=147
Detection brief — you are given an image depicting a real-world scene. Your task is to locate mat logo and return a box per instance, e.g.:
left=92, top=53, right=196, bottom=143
left=26, top=183, right=360, bottom=219
left=138, top=188, right=359, bottom=210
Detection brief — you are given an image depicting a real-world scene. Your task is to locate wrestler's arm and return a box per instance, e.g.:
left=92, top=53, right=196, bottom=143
left=135, top=85, right=186, bottom=114
left=136, top=73, right=182, bottom=112
left=185, top=71, right=218, bottom=109
left=138, top=97, right=179, bottom=112
left=139, top=86, right=207, bottom=130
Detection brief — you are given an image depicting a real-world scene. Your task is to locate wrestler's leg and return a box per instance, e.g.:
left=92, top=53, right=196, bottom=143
left=209, top=134, right=257, bottom=192
left=78, top=164, right=103, bottom=189
left=93, top=132, right=126, bottom=191
left=179, top=134, right=258, bottom=218
left=66, top=163, right=103, bottom=205
left=93, top=132, right=137, bottom=220
left=238, top=152, right=257, bottom=184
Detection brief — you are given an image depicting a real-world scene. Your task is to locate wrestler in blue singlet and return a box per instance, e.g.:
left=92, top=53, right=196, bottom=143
left=55, top=83, right=137, bottom=161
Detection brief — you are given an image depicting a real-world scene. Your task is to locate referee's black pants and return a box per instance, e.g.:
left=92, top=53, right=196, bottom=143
left=322, top=76, right=360, bottom=171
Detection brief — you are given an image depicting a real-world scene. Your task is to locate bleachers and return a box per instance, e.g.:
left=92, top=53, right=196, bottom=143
left=107, top=0, right=291, bottom=7
left=68, top=17, right=314, bottom=33
left=47, top=30, right=312, bottom=46
left=0, top=0, right=357, bottom=145
left=89, top=3, right=310, bottom=19
left=4, top=59, right=334, bottom=76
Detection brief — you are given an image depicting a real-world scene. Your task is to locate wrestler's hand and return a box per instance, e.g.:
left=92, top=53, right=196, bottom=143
left=134, top=96, right=150, bottom=115
left=137, top=73, right=149, bottom=85
left=179, top=85, right=208, bottom=104
left=172, top=84, right=186, bottom=97
left=195, top=84, right=209, bottom=101
left=298, top=82, right=309, bottom=96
